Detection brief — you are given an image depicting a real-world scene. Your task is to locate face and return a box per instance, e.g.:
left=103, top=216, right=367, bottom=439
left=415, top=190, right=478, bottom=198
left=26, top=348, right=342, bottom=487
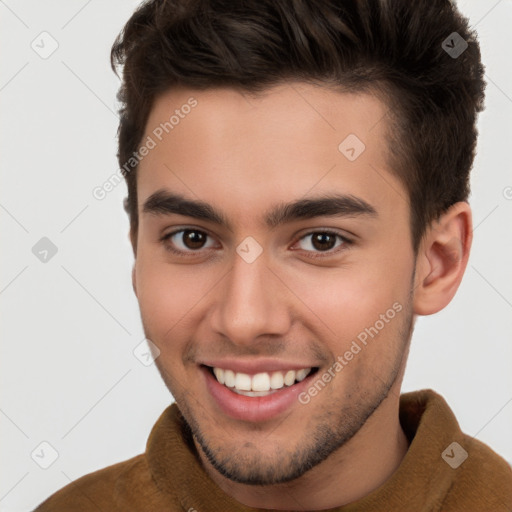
left=133, top=82, right=416, bottom=485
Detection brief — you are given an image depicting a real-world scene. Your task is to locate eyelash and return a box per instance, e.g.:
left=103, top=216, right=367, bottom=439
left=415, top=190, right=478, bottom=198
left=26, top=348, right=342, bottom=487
left=160, top=228, right=353, bottom=259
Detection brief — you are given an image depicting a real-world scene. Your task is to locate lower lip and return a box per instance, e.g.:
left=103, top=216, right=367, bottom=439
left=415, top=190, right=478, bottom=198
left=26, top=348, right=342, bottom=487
left=202, top=366, right=316, bottom=422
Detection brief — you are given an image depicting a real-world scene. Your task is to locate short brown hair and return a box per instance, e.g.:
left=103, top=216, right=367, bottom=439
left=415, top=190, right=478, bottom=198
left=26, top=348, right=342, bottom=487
left=111, top=0, right=486, bottom=252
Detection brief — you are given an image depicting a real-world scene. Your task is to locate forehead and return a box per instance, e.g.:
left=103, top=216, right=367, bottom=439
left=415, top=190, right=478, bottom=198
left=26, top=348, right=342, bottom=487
left=136, top=82, right=408, bottom=228
left=144, top=82, right=389, bottom=146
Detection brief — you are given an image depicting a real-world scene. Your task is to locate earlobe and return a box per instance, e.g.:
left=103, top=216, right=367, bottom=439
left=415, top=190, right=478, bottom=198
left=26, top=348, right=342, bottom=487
left=413, top=202, right=472, bottom=316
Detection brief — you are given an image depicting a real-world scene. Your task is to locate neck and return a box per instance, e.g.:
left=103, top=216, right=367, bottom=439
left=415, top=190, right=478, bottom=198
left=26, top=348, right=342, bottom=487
left=195, top=391, right=410, bottom=510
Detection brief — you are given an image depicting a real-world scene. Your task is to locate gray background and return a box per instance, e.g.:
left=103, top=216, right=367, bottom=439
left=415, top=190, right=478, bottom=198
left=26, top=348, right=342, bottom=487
left=1, top=1, right=511, bottom=510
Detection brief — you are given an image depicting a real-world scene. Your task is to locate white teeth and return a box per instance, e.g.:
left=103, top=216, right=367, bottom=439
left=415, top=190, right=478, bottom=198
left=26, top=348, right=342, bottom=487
left=224, top=369, right=235, bottom=388
left=213, top=367, right=225, bottom=385
left=284, top=370, right=296, bottom=386
left=234, top=372, right=252, bottom=391
left=232, top=389, right=276, bottom=397
left=296, top=368, right=311, bottom=382
left=252, top=372, right=271, bottom=391
left=269, top=372, right=284, bottom=389
left=211, top=367, right=313, bottom=393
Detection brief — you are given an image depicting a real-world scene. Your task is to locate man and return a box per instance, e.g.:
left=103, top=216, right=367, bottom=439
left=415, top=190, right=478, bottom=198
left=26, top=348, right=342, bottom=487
left=34, top=0, right=512, bottom=510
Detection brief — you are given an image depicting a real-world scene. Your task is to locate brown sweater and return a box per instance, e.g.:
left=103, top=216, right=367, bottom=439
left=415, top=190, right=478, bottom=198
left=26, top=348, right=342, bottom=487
left=34, top=389, right=512, bottom=511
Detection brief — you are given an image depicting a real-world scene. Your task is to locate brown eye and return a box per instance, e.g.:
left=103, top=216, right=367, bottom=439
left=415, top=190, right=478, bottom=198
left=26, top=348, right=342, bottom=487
left=299, top=231, right=351, bottom=257
left=310, top=233, right=337, bottom=251
left=181, top=229, right=207, bottom=249
left=162, top=228, right=216, bottom=255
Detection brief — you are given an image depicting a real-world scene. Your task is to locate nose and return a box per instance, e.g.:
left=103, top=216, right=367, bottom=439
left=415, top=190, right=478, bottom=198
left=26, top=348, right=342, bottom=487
left=209, top=251, right=292, bottom=348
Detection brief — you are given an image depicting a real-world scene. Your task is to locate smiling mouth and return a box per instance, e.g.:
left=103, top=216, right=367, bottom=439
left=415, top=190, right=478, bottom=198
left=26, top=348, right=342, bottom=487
left=203, top=365, right=320, bottom=397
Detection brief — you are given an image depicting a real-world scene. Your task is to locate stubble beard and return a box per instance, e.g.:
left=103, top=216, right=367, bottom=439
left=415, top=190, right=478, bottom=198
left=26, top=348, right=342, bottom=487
left=152, top=299, right=414, bottom=486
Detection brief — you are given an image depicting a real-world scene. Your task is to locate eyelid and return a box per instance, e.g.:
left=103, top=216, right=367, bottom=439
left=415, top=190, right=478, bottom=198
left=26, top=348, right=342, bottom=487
left=160, top=226, right=353, bottom=258
left=291, top=228, right=352, bottom=258
left=160, top=226, right=219, bottom=256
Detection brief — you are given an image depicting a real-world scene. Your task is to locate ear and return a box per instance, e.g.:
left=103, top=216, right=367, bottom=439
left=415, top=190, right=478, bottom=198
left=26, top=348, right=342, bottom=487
left=413, top=202, right=472, bottom=316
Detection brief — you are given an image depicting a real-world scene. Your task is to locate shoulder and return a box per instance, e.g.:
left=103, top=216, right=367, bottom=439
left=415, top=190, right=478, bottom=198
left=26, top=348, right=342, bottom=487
left=33, top=453, right=152, bottom=512
left=441, top=434, right=512, bottom=511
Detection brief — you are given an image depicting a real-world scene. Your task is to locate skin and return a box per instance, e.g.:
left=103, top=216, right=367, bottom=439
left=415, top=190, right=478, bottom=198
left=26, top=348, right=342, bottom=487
left=131, top=82, right=472, bottom=510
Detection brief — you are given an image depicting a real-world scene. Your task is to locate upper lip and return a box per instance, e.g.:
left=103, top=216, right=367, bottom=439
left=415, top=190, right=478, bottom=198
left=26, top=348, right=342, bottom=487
left=200, top=358, right=317, bottom=375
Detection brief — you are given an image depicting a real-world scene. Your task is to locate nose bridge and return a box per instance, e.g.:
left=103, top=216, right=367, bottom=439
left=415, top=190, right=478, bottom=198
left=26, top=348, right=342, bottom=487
left=212, top=249, right=290, bottom=344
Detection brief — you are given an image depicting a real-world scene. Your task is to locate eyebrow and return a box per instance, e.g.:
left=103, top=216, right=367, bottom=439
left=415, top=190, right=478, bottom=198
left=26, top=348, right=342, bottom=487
left=142, top=189, right=378, bottom=230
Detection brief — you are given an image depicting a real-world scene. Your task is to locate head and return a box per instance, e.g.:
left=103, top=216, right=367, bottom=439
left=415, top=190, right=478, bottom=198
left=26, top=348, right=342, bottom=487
left=111, top=0, right=485, bottom=486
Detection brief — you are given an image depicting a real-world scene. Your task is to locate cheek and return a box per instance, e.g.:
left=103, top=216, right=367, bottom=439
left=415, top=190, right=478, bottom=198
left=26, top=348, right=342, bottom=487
left=134, top=253, right=219, bottom=340
left=136, top=261, right=173, bottom=328
left=288, top=264, right=408, bottom=342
